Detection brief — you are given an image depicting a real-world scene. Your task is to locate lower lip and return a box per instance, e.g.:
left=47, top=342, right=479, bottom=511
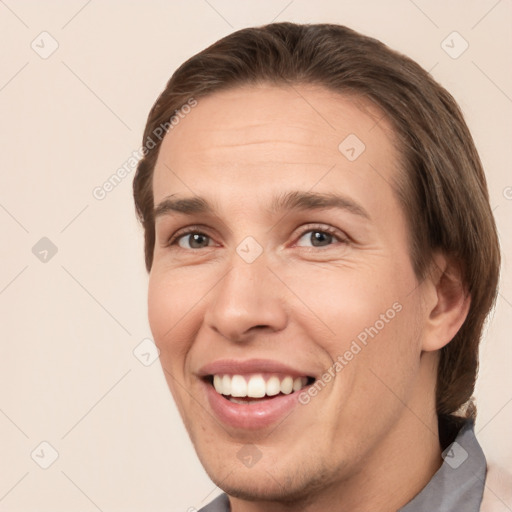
left=203, top=380, right=304, bottom=430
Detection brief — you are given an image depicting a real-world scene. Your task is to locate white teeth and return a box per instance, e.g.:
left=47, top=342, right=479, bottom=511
left=212, top=373, right=310, bottom=398
left=231, top=375, right=248, bottom=397
left=293, top=377, right=303, bottom=392
left=247, top=375, right=266, bottom=398
left=280, top=376, right=293, bottom=395
left=229, top=398, right=248, bottom=405
left=213, top=374, right=222, bottom=394
left=266, top=376, right=281, bottom=396
left=221, top=375, right=231, bottom=395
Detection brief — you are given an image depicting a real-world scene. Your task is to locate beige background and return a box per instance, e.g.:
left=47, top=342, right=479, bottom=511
left=0, top=1, right=511, bottom=510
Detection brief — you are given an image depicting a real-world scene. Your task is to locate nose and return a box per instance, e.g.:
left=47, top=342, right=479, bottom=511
left=203, top=253, right=288, bottom=343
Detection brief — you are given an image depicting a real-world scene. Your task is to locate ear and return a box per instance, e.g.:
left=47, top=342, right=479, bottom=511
left=421, top=252, right=471, bottom=352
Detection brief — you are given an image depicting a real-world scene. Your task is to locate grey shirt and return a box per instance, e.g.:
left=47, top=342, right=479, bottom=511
left=199, top=419, right=486, bottom=512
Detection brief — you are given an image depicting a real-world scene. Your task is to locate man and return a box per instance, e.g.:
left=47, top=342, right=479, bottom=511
left=132, top=23, right=505, bottom=511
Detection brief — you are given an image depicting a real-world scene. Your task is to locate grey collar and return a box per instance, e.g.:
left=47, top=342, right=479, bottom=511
left=399, top=420, right=486, bottom=511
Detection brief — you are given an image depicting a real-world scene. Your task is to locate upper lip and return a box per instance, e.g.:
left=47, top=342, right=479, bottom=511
left=197, top=359, right=315, bottom=378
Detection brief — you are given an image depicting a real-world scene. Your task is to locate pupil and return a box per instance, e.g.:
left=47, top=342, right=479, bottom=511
left=312, top=231, right=331, bottom=246
left=191, top=234, right=208, bottom=248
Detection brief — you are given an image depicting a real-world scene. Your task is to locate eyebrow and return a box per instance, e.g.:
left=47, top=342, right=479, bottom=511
left=153, top=190, right=370, bottom=220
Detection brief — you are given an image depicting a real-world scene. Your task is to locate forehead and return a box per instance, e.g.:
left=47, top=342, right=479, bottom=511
left=152, top=84, right=401, bottom=220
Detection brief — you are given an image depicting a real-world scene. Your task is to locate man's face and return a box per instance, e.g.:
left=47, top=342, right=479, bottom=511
left=148, top=85, right=435, bottom=500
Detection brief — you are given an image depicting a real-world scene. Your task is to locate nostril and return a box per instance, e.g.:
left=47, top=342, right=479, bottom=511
left=250, top=325, right=270, bottom=332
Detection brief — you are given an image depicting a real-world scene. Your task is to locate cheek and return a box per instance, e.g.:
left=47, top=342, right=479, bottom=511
left=281, top=261, right=404, bottom=350
left=147, top=268, right=198, bottom=365
left=147, top=268, right=205, bottom=423
left=147, top=273, right=169, bottom=344
left=282, top=256, right=423, bottom=404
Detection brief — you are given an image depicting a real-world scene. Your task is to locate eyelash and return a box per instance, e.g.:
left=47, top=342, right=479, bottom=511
left=165, top=223, right=349, bottom=249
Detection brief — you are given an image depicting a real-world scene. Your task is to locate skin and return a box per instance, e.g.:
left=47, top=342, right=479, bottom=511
left=148, top=84, right=470, bottom=511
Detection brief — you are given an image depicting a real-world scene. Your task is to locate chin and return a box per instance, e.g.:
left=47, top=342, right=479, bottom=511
left=199, top=452, right=338, bottom=505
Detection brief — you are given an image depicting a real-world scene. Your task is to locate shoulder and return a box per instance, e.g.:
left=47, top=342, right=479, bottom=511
left=480, top=462, right=512, bottom=512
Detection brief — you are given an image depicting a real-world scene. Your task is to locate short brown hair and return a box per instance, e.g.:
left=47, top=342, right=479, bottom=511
left=133, top=22, right=500, bottom=420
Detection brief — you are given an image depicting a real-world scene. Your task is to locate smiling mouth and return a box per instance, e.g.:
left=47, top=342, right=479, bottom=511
left=207, top=373, right=315, bottom=404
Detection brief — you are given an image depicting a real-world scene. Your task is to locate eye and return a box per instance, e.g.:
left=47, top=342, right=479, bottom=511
left=295, top=226, right=348, bottom=248
left=165, top=224, right=348, bottom=250
left=169, top=229, right=214, bottom=249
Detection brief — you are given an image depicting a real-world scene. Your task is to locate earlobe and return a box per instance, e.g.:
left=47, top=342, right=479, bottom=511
left=421, top=253, right=471, bottom=352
